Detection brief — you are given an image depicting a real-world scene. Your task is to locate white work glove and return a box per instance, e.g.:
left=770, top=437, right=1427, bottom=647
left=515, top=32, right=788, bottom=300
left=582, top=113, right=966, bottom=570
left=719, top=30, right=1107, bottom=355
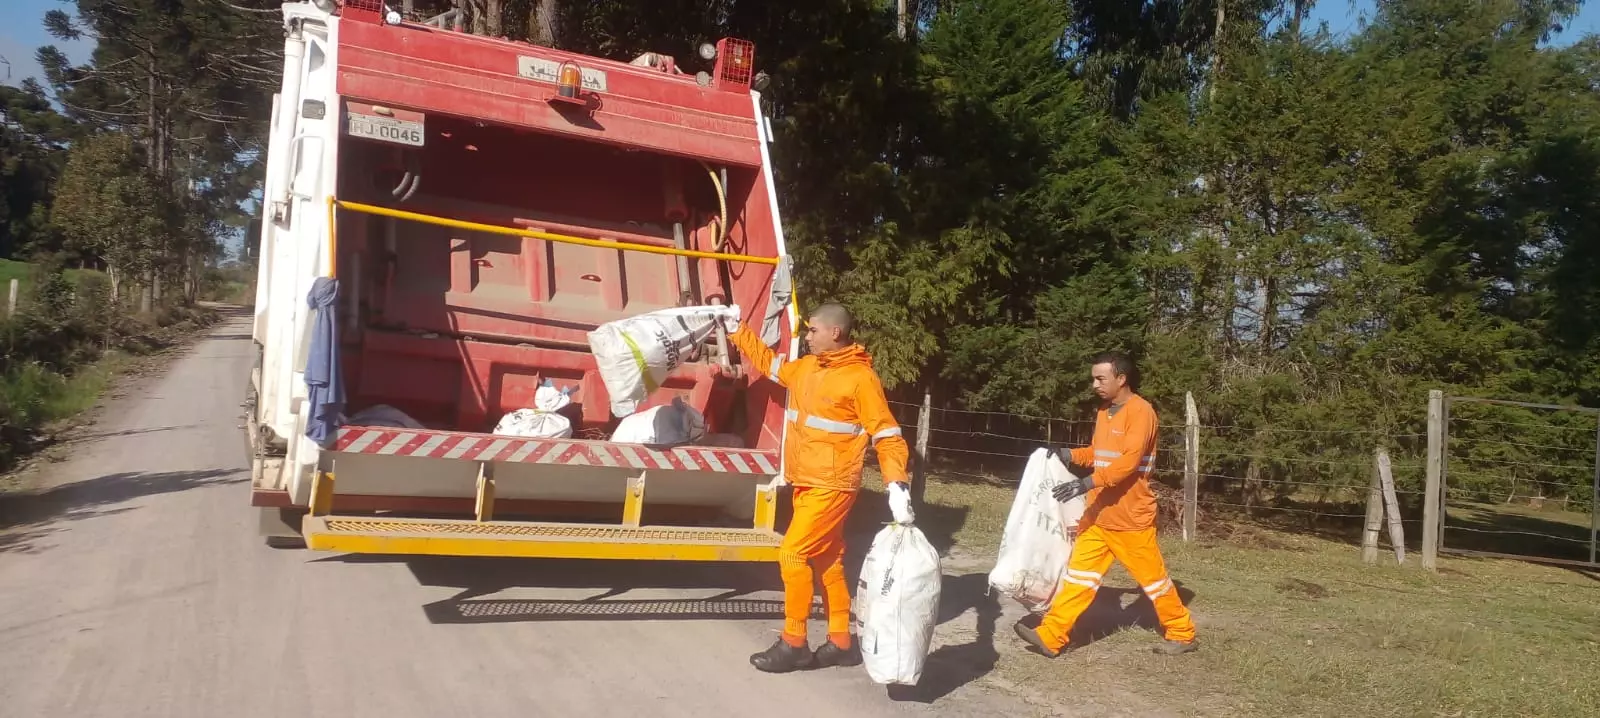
left=887, top=481, right=915, bottom=524
left=718, top=304, right=742, bottom=334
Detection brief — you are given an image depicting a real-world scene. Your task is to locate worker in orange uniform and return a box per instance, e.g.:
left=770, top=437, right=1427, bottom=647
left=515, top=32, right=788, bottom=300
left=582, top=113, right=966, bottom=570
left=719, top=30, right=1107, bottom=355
left=1014, top=352, right=1198, bottom=657
left=724, top=302, right=914, bottom=673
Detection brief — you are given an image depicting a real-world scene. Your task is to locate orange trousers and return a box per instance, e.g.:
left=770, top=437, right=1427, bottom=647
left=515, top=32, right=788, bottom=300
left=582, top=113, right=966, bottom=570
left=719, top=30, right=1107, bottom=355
left=779, top=486, right=857, bottom=646
left=1036, top=524, right=1196, bottom=651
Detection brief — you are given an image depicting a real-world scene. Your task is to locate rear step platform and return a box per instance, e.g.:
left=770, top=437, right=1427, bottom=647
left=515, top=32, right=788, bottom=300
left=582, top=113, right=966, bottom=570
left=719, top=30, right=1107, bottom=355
left=303, top=515, right=782, bottom=561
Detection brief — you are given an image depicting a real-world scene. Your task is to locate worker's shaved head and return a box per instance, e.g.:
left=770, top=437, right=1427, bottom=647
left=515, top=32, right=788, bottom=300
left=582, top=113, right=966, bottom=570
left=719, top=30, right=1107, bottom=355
left=805, top=302, right=854, bottom=353
left=810, top=303, right=854, bottom=337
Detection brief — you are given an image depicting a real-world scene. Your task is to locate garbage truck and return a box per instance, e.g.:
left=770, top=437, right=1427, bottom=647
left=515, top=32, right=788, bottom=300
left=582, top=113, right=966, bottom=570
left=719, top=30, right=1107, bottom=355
left=245, top=0, right=797, bottom=562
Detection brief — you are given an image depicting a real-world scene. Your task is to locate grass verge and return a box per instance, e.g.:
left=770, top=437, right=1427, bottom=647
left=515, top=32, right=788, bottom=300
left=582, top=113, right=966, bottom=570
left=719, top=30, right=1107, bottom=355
left=915, top=474, right=1600, bottom=718
left=0, top=353, right=127, bottom=427
left=0, top=303, right=222, bottom=479
left=0, top=258, right=98, bottom=296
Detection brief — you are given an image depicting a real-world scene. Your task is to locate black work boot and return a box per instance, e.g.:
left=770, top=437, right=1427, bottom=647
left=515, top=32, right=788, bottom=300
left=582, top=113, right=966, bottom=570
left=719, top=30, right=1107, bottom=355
left=1013, top=620, right=1062, bottom=658
left=750, top=638, right=815, bottom=673
left=813, top=637, right=863, bottom=668
left=1153, top=638, right=1199, bottom=655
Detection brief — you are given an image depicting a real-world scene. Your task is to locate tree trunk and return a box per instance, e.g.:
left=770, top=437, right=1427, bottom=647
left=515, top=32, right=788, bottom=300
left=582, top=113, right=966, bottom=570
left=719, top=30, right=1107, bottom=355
left=1217, top=227, right=1238, bottom=356
left=486, top=0, right=503, bottom=36
left=1208, top=2, right=1226, bottom=101
left=1260, top=274, right=1277, bottom=352
left=531, top=0, right=558, bottom=47
left=187, top=252, right=201, bottom=304
left=147, top=70, right=159, bottom=163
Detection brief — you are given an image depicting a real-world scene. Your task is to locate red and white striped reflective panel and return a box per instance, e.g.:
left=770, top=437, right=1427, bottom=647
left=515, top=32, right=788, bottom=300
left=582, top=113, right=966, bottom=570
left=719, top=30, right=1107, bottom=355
left=332, top=427, right=780, bottom=475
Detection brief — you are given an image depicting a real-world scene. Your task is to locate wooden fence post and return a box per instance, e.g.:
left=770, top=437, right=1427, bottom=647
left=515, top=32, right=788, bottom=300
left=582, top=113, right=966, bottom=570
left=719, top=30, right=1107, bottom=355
left=1422, top=390, right=1444, bottom=572
left=1183, top=392, right=1199, bottom=542
left=911, top=388, right=931, bottom=505
left=1362, top=450, right=1383, bottom=565
left=1589, top=418, right=1599, bottom=566
left=1376, top=446, right=1406, bottom=565
left=7, top=278, right=17, bottom=317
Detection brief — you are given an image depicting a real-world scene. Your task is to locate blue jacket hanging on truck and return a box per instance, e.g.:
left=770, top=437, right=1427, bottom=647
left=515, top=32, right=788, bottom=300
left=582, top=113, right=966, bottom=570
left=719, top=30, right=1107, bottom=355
left=304, top=276, right=344, bottom=448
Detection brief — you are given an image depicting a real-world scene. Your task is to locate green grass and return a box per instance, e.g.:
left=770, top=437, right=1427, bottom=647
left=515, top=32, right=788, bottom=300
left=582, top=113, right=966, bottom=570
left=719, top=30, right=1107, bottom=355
left=1452, top=500, right=1592, bottom=528
left=0, top=258, right=100, bottom=299
left=205, top=280, right=253, bottom=305
left=913, top=474, right=1600, bottom=718
left=0, top=354, right=126, bottom=474
left=0, top=359, right=114, bottom=427
left=1444, top=500, right=1597, bottom=565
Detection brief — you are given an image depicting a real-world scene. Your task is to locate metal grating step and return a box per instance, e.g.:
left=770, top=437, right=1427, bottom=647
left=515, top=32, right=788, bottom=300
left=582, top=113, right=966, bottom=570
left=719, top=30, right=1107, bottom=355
left=303, top=515, right=781, bottom=562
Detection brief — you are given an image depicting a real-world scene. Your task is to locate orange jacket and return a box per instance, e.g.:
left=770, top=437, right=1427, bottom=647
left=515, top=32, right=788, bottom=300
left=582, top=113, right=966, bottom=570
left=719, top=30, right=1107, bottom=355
left=730, top=325, right=909, bottom=491
left=1068, top=394, right=1159, bottom=531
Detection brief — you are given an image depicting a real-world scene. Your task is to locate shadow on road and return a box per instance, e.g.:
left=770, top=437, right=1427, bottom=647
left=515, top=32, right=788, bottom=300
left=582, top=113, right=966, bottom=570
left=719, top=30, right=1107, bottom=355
left=884, top=572, right=1001, bottom=703
left=61, top=424, right=205, bottom=444
left=0, top=468, right=245, bottom=554
left=318, top=555, right=1007, bottom=700
left=317, top=554, right=815, bottom=623
left=311, top=488, right=999, bottom=698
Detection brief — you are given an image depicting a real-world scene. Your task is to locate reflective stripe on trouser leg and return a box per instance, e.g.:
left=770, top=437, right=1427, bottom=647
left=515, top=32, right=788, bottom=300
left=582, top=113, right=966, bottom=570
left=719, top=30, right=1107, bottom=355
left=1036, top=525, right=1115, bottom=651
left=816, top=542, right=852, bottom=636
left=778, top=486, right=857, bottom=641
left=1109, top=526, right=1196, bottom=643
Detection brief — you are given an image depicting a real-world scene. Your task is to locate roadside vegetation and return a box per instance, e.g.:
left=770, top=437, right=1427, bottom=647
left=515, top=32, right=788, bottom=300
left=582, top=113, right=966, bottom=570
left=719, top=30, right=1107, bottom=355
left=0, top=257, right=221, bottom=472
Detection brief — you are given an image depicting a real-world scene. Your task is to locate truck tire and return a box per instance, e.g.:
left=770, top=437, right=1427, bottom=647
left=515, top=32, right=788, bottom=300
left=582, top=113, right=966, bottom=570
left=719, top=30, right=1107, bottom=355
left=265, top=535, right=307, bottom=550
left=259, top=507, right=307, bottom=549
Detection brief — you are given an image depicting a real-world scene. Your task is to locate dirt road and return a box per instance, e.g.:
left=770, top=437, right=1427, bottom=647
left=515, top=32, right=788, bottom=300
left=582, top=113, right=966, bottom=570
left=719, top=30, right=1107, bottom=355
left=0, top=309, right=1056, bottom=718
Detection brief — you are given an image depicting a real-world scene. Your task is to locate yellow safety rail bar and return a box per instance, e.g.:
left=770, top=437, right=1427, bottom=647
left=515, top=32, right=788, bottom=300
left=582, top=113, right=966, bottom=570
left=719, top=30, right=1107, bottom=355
left=326, top=196, right=338, bottom=277
left=332, top=199, right=781, bottom=266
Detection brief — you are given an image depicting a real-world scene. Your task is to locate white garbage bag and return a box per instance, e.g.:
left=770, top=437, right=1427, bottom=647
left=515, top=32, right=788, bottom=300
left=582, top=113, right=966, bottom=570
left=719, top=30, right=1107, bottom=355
left=855, top=523, right=942, bottom=686
left=493, top=384, right=575, bottom=439
left=608, top=396, right=706, bottom=446
left=988, top=448, right=1087, bottom=612
left=587, top=305, right=740, bottom=417
left=347, top=404, right=425, bottom=430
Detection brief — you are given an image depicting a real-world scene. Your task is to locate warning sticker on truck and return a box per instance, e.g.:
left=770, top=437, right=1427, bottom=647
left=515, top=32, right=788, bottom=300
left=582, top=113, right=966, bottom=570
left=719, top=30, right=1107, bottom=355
left=346, top=111, right=425, bottom=147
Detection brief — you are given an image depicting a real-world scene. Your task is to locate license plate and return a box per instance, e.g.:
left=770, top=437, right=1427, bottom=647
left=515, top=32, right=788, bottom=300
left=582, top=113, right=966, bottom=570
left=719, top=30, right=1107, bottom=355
left=346, top=112, right=425, bottom=147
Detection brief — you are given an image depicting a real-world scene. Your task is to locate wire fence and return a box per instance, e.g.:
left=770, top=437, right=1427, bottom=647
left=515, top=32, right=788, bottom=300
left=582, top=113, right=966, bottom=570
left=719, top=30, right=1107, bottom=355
left=1441, top=397, right=1600, bottom=567
left=881, top=391, right=1600, bottom=569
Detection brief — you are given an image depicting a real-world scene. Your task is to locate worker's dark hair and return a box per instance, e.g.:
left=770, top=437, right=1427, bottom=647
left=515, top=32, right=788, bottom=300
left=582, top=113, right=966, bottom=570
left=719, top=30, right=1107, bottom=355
left=1091, top=351, right=1139, bottom=388
left=809, top=302, right=855, bottom=340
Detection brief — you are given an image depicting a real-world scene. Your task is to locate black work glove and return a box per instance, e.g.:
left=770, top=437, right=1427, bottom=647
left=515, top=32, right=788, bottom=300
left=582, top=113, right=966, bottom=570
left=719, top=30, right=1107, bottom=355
left=1052, top=474, right=1096, bottom=503
left=1045, top=447, right=1095, bottom=480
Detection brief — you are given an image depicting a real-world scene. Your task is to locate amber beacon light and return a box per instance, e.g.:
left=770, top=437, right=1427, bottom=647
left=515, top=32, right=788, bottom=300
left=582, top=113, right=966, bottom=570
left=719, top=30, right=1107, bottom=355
left=557, top=62, right=582, bottom=99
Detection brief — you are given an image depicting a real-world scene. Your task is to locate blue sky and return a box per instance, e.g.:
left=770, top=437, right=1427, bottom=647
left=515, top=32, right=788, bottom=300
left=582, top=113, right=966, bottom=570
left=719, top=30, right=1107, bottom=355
left=0, top=0, right=95, bottom=87
left=3, top=0, right=1597, bottom=87
left=1304, top=0, right=1599, bottom=42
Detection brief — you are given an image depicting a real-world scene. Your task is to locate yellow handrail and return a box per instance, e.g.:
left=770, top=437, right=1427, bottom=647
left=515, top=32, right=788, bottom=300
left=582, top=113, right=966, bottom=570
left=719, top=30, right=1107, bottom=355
left=326, top=196, right=338, bottom=278
left=333, top=199, right=781, bottom=266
